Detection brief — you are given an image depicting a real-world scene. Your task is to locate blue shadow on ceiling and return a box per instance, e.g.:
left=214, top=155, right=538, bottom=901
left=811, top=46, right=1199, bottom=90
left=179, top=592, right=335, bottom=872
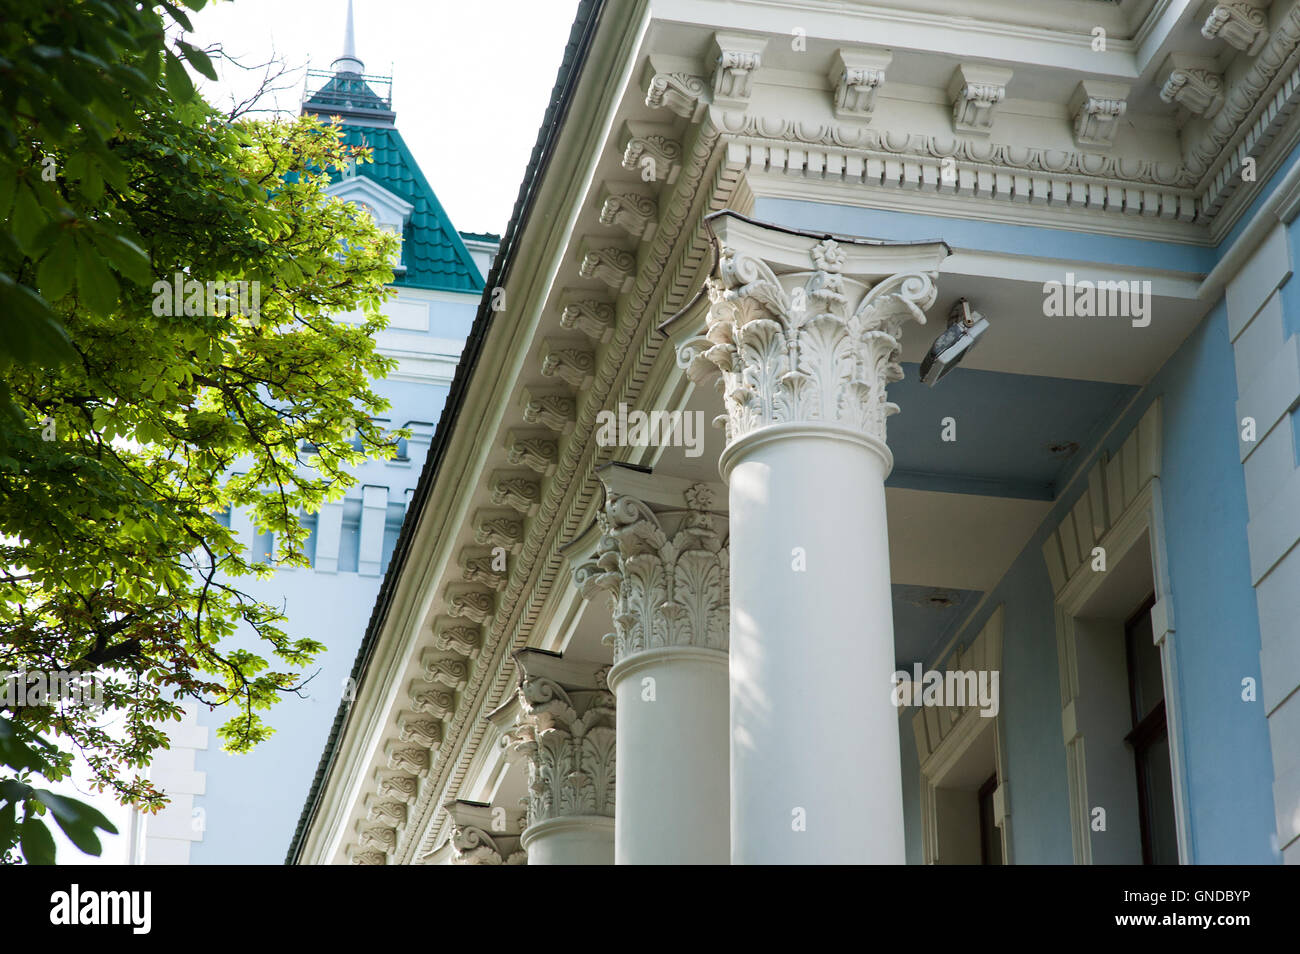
left=892, top=584, right=985, bottom=671
left=885, top=362, right=1137, bottom=500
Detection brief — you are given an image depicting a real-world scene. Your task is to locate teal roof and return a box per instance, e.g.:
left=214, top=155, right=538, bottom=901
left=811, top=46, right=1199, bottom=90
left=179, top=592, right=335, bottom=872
left=336, top=125, right=484, bottom=294
left=303, top=71, right=395, bottom=123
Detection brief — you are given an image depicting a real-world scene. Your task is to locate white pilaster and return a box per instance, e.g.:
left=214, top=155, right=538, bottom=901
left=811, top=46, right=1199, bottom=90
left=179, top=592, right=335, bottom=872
left=576, top=465, right=729, bottom=864
left=678, top=212, right=949, bottom=863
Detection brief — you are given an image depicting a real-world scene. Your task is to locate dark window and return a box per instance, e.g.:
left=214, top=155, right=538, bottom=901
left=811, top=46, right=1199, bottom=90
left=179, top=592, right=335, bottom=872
left=1124, top=595, right=1178, bottom=865
left=978, top=772, right=1002, bottom=865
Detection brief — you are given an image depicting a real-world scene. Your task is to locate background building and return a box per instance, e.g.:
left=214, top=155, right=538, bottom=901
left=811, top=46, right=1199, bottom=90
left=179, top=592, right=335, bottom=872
left=128, top=18, right=496, bottom=864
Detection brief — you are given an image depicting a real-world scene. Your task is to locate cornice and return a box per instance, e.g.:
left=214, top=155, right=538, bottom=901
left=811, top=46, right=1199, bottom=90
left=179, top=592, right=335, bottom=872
left=367, top=25, right=745, bottom=865
left=662, top=1, right=1300, bottom=245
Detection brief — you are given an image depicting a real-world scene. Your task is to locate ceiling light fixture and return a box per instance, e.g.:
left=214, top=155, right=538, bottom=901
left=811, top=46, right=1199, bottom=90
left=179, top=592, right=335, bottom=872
left=919, top=297, right=989, bottom=386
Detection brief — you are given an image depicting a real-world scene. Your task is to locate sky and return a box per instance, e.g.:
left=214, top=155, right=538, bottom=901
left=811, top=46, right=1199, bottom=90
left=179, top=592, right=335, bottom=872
left=188, top=0, right=582, bottom=236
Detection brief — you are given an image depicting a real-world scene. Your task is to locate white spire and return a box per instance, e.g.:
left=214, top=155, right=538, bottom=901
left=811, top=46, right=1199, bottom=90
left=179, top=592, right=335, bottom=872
left=331, top=0, right=365, bottom=74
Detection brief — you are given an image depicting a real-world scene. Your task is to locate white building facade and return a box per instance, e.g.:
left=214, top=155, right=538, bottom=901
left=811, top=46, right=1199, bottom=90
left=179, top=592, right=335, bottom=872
left=290, top=0, right=1299, bottom=865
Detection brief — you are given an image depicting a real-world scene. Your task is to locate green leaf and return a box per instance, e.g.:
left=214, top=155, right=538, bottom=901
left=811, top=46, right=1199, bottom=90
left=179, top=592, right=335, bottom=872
left=0, top=274, right=75, bottom=366
left=0, top=802, right=16, bottom=852
left=10, top=182, right=45, bottom=256
left=20, top=814, right=56, bottom=865
left=0, top=169, right=16, bottom=220
left=37, top=233, right=77, bottom=302
left=160, top=1, right=195, bottom=31
left=75, top=237, right=120, bottom=315
left=164, top=50, right=194, bottom=101
left=93, top=232, right=153, bottom=286
left=177, top=40, right=217, bottom=81
left=35, top=789, right=116, bottom=856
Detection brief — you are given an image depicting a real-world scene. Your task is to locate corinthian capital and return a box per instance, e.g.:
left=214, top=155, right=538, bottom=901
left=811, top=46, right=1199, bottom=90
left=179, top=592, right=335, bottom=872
left=675, top=212, right=949, bottom=448
left=490, top=650, right=616, bottom=829
left=574, top=465, right=728, bottom=664
left=444, top=800, right=527, bottom=865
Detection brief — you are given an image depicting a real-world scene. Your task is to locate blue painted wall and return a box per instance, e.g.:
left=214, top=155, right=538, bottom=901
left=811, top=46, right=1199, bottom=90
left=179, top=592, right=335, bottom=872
left=1152, top=299, right=1275, bottom=863
left=926, top=298, right=1275, bottom=864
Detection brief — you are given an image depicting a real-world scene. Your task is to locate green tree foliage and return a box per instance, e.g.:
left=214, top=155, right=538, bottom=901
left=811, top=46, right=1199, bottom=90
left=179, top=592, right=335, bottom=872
left=0, top=1, right=402, bottom=861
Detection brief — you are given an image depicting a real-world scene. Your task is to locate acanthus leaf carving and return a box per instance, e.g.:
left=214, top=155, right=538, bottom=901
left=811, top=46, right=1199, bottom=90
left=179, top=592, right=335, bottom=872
left=677, top=224, right=943, bottom=446
left=1202, top=2, right=1268, bottom=56
left=398, top=710, right=444, bottom=749
left=489, top=473, right=541, bottom=514
left=646, top=72, right=708, bottom=120
left=520, top=388, right=575, bottom=434
left=1161, top=67, right=1225, bottom=118
left=502, top=661, right=616, bottom=829
left=600, top=191, right=659, bottom=239
left=473, top=511, right=524, bottom=551
left=575, top=484, right=728, bottom=663
left=559, top=297, right=616, bottom=342
left=433, top=618, right=482, bottom=659
left=540, top=341, right=596, bottom=389
left=420, top=650, right=471, bottom=691
left=460, top=549, right=507, bottom=589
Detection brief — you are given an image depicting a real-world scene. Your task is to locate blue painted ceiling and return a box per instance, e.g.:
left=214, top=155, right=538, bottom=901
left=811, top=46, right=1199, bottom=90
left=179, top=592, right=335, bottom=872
left=891, top=584, right=984, bottom=671
left=886, top=362, right=1136, bottom=500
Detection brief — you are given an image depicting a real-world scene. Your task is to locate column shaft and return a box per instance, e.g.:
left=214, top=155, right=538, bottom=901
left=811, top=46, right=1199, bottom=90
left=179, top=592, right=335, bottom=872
left=726, top=424, right=902, bottom=863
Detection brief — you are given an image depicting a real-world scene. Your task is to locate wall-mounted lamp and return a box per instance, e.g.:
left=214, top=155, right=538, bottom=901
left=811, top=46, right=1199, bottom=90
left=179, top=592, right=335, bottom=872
left=919, top=298, right=988, bottom=386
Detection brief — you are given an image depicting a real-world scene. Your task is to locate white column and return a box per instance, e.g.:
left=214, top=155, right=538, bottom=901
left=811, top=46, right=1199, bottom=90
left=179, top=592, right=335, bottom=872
left=576, top=466, right=729, bottom=864
left=678, top=212, right=949, bottom=864
left=495, top=650, right=615, bottom=865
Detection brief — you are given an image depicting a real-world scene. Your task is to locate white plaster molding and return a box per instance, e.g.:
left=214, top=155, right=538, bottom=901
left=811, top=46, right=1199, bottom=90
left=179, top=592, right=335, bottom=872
left=599, top=186, right=659, bottom=240
left=621, top=121, right=682, bottom=184
left=472, top=511, right=525, bottom=553
left=505, top=431, right=559, bottom=476
left=540, top=339, right=596, bottom=390
left=397, top=710, right=443, bottom=749
left=444, top=800, right=527, bottom=865
left=574, top=475, right=728, bottom=664
left=710, top=33, right=767, bottom=111
left=948, top=64, right=1013, bottom=136
left=559, top=294, right=616, bottom=342
left=432, top=618, right=482, bottom=660
left=1202, top=2, right=1270, bottom=56
left=488, top=473, right=540, bottom=515
left=421, top=651, right=472, bottom=691
left=578, top=241, right=636, bottom=294
left=1070, top=81, right=1131, bottom=150
left=326, top=175, right=413, bottom=228
left=520, top=388, right=576, bottom=435
left=676, top=212, right=949, bottom=447
left=1042, top=400, right=1192, bottom=865
left=496, top=651, right=616, bottom=827
left=444, top=586, right=495, bottom=625
left=828, top=48, right=892, bottom=123
left=1160, top=53, right=1226, bottom=118
left=645, top=69, right=709, bottom=122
